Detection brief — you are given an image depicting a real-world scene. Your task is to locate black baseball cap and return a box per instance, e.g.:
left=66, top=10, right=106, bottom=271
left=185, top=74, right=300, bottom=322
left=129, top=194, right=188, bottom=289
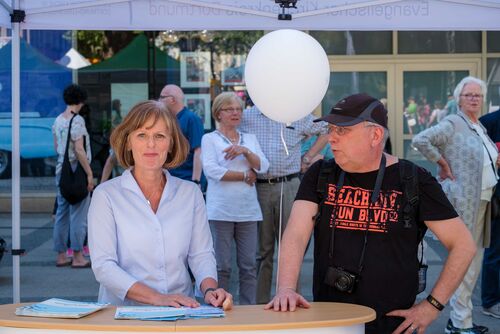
left=315, top=93, right=388, bottom=129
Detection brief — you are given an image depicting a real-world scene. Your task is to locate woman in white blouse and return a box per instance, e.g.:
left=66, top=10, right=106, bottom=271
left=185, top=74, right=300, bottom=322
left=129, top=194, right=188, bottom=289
left=88, top=100, right=231, bottom=307
left=201, top=92, right=269, bottom=304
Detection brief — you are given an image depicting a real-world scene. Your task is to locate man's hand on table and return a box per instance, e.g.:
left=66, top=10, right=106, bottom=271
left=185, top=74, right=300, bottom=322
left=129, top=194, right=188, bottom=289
left=264, top=287, right=311, bottom=312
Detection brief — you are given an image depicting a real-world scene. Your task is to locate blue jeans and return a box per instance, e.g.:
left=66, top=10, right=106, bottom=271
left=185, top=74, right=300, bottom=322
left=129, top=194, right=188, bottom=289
left=53, top=173, right=90, bottom=253
left=482, top=215, right=500, bottom=308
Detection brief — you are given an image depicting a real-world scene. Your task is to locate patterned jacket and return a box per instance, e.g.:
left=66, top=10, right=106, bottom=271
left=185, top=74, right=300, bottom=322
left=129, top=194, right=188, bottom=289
left=412, top=111, right=493, bottom=247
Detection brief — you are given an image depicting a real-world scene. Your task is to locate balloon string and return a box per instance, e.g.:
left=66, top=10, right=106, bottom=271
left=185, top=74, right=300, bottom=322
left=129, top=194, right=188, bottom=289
left=276, top=179, right=284, bottom=295
left=280, top=124, right=289, bottom=156
left=276, top=123, right=288, bottom=295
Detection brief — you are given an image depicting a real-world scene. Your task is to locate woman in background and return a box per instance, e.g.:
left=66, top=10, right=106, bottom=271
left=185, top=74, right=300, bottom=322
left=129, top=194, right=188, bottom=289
left=201, top=92, right=269, bottom=304
left=52, top=84, right=93, bottom=268
left=413, top=76, right=498, bottom=334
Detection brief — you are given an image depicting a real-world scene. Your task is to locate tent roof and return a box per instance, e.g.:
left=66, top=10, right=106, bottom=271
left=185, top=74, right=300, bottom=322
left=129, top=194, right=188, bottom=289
left=2, top=0, right=500, bottom=31
left=0, top=38, right=71, bottom=73
left=80, top=34, right=179, bottom=72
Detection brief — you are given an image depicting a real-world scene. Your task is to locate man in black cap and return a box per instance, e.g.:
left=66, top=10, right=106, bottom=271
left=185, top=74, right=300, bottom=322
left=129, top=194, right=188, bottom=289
left=264, top=93, right=477, bottom=334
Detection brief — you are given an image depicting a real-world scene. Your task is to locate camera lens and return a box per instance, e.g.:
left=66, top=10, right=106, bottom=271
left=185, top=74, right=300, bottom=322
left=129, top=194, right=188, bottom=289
left=335, top=274, right=352, bottom=291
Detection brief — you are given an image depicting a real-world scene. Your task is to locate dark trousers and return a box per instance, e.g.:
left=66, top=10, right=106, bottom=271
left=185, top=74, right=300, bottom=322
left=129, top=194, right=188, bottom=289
left=482, top=216, right=500, bottom=308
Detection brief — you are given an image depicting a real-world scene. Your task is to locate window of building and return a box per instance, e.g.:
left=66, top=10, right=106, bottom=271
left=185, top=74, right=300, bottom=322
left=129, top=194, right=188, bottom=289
left=310, top=31, right=392, bottom=55
left=487, top=32, right=500, bottom=53
left=398, top=31, right=481, bottom=54
left=487, top=58, right=500, bottom=111
left=322, top=71, right=387, bottom=115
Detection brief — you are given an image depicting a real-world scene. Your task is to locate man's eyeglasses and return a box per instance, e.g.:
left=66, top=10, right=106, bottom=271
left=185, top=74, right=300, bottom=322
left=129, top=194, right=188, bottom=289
left=460, top=93, right=483, bottom=101
left=328, top=122, right=379, bottom=136
left=159, top=95, right=173, bottom=100
left=220, top=107, right=243, bottom=113
left=328, top=125, right=352, bottom=136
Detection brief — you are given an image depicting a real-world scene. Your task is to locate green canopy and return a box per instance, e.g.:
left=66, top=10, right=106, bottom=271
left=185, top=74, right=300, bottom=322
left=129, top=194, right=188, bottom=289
left=81, top=34, right=179, bottom=72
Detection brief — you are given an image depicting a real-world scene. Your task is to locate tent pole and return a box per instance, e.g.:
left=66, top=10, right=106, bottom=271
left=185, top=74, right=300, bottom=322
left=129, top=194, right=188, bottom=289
left=11, top=0, right=21, bottom=304
left=0, top=0, right=11, bottom=13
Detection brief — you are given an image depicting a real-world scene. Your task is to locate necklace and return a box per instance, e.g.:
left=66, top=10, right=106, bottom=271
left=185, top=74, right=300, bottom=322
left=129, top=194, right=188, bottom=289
left=141, top=175, right=166, bottom=207
left=216, top=130, right=239, bottom=145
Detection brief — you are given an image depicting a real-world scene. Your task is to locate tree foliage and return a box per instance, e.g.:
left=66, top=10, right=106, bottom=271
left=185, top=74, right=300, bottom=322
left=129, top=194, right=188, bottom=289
left=76, top=30, right=264, bottom=62
left=77, top=31, right=140, bottom=62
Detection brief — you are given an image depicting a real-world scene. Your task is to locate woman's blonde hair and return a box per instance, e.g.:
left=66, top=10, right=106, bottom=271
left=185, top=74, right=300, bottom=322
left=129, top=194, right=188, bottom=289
left=211, top=92, right=244, bottom=122
left=110, top=100, right=189, bottom=169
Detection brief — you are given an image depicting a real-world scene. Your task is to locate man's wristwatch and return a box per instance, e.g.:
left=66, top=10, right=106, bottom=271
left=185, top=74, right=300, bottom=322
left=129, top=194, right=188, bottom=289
left=193, top=179, right=200, bottom=184
left=302, top=155, right=311, bottom=164
left=426, top=294, right=445, bottom=311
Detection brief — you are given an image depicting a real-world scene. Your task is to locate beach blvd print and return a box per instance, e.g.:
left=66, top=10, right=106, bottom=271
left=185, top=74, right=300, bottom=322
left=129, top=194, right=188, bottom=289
left=325, top=184, right=403, bottom=233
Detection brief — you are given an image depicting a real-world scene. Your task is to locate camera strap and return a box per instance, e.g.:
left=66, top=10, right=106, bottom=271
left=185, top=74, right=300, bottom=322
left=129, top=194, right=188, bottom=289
left=328, top=154, right=386, bottom=276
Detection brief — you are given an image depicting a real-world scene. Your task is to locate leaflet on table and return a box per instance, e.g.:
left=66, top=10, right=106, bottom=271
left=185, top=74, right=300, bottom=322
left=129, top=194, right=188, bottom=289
left=115, top=305, right=225, bottom=321
left=15, top=298, right=109, bottom=319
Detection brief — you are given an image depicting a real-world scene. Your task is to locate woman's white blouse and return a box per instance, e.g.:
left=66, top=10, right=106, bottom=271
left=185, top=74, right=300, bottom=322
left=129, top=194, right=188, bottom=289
left=201, top=131, right=269, bottom=222
left=88, top=169, right=216, bottom=306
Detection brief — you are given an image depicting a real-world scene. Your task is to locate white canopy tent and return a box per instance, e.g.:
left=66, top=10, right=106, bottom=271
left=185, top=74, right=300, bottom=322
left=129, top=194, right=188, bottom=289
left=2, top=0, right=500, bottom=303
left=3, top=0, right=500, bottom=31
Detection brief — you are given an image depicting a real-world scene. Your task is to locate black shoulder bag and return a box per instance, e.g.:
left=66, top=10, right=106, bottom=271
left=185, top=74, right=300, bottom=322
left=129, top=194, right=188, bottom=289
left=59, top=114, right=89, bottom=204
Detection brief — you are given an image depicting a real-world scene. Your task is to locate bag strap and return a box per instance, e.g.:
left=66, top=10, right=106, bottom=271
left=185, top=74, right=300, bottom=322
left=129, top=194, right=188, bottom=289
left=399, top=159, right=425, bottom=265
left=63, top=114, right=86, bottom=162
left=314, top=159, right=337, bottom=225
left=459, top=114, right=497, bottom=177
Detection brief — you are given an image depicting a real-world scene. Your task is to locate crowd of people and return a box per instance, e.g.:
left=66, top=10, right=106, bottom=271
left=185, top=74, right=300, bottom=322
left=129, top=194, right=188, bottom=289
left=50, top=78, right=499, bottom=334
left=404, top=93, right=458, bottom=135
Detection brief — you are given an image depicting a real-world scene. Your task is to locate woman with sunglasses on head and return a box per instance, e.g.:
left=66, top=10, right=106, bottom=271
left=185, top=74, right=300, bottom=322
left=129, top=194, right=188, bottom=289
left=413, top=76, right=498, bottom=334
left=201, top=92, right=269, bottom=305
left=88, top=100, right=231, bottom=308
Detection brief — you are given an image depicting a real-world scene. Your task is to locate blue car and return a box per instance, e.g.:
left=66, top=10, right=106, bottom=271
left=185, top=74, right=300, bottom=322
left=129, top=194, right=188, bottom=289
left=0, top=115, right=56, bottom=178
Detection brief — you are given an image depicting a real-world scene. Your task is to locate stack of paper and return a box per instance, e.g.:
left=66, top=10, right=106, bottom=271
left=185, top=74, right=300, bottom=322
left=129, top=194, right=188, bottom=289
left=15, top=298, right=109, bottom=319
left=115, top=305, right=225, bottom=321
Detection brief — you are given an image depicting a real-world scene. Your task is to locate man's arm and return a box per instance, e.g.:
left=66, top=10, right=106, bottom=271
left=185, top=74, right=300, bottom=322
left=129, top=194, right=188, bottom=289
left=388, top=216, right=476, bottom=334
left=265, top=200, right=317, bottom=311
left=192, top=147, right=202, bottom=182
left=302, top=134, right=329, bottom=170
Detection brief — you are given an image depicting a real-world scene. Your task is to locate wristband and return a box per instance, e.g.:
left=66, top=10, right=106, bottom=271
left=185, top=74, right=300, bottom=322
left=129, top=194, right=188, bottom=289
left=193, top=179, right=200, bottom=184
left=426, top=294, right=445, bottom=311
left=204, top=288, right=216, bottom=297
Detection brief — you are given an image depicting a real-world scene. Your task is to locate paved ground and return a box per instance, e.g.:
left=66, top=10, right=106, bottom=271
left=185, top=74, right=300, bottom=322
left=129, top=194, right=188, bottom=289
left=0, top=213, right=498, bottom=333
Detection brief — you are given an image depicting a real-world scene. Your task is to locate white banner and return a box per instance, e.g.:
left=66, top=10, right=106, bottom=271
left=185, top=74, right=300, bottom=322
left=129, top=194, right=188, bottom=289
left=2, top=0, right=500, bottom=30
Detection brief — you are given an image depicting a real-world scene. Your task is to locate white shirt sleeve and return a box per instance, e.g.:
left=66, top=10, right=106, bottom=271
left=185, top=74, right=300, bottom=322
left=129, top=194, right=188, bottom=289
left=88, top=187, right=138, bottom=302
left=201, top=133, right=228, bottom=181
left=248, top=133, right=269, bottom=174
left=70, top=115, right=87, bottom=141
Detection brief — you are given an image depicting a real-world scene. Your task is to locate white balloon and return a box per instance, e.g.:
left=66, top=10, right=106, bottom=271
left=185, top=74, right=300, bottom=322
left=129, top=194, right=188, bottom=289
left=244, top=29, right=330, bottom=124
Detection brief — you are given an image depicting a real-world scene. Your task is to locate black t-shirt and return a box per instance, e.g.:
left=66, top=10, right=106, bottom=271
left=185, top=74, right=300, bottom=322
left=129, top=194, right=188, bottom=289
left=296, top=159, right=458, bottom=333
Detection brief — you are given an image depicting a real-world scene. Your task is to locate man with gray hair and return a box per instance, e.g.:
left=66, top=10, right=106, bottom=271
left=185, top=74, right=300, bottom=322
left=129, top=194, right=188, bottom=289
left=265, top=93, right=476, bottom=334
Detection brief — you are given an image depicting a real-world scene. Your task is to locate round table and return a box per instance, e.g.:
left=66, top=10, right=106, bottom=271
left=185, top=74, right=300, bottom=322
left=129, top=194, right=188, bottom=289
left=0, top=302, right=375, bottom=334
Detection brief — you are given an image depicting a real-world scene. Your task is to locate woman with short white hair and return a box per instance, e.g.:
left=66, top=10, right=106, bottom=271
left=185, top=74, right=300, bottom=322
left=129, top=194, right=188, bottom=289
left=413, top=76, right=498, bottom=334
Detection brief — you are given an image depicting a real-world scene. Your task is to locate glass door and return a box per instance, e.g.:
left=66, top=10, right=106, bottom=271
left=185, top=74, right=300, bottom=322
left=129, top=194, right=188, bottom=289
left=325, top=59, right=479, bottom=169
left=396, top=61, right=479, bottom=174
left=322, top=62, right=395, bottom=152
